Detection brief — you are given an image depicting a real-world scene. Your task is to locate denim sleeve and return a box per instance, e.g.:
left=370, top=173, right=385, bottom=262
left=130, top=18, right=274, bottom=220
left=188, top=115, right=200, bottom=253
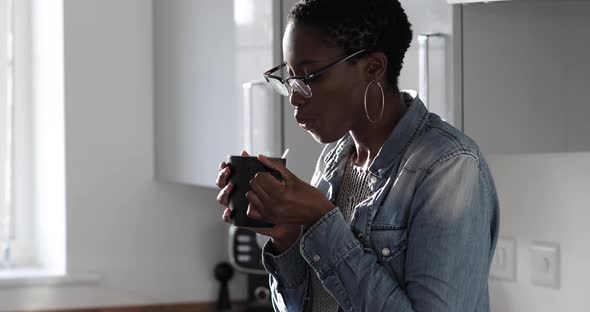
left=261, top=228, right=308, bottom=312
left=300, top=153, right=495, bottom=311
left=257, top=143, right=337, bottom=312
left=404, top=153, right=494, bottom=310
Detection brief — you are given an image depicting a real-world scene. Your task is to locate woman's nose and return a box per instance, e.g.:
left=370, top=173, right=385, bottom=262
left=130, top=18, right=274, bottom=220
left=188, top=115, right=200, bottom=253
left=289, top=90, right=308, bottom=108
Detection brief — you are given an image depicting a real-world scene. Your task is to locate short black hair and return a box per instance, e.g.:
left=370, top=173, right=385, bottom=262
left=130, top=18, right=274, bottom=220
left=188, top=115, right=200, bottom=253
left=288, top=0, right=413, bottom=93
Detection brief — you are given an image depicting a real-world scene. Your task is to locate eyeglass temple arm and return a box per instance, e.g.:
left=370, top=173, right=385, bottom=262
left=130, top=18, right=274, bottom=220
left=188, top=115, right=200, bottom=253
left=264, top=48, right=367, bottom=83
left=306, top=49, right=368, bottom=80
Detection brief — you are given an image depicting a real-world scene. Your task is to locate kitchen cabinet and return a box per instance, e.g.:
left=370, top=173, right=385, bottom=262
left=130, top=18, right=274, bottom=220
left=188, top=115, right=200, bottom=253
left=154, top=0, right=279, bottom=187
left=153, top=0, right=322, bottom=188
left=398, top=0, right=463, bottom=129
left=448, top=0, right=509, bottom=4
left=462, top=1, right=590, bottom=154
left=448, top=0, right=589, bottom=4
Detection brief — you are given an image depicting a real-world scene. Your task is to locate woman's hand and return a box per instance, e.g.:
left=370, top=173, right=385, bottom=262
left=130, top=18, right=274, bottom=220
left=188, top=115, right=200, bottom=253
left=215, top=150, right=302, bottom=253
left=246, top=154, right=336, bottom=227
left=215, top=150, right=248, bottom=224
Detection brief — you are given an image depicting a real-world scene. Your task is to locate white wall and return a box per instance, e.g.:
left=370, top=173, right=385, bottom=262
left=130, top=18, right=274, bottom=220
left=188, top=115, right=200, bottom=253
left=0, top=0, right=246, bottom=310
left=487, top=153, right=590, bottom=312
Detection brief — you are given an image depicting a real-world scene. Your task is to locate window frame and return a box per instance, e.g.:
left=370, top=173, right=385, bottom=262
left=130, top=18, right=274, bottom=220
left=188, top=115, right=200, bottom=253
left=1, top=0, right=66, bottom=277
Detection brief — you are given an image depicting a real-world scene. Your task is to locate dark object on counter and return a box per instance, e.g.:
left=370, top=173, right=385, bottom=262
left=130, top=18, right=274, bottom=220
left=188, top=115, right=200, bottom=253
left=226, top=155, right=286, bottom=228
left=228, top=226, right=274, bottom=312
left=214, top=262, right=234, bottom=312
left=245, top=274, right=274, bottom=312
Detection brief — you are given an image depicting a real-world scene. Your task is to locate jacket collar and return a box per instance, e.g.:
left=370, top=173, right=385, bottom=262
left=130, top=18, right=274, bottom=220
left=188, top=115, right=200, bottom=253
left=323, top=90, right=429, bottom=178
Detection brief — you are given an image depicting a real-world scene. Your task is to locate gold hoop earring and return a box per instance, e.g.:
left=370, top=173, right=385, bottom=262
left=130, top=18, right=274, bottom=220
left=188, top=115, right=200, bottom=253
left=364, top=80, right=385, bottom=123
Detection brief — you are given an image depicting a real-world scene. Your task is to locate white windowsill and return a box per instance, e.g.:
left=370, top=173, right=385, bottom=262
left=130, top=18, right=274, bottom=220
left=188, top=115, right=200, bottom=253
left=0, top=269, right=101, bottom=288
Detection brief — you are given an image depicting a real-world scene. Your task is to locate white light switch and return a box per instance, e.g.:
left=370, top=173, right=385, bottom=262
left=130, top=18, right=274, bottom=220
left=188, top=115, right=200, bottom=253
left=490, top=237, right=516, bottom=281
left=529, top=242, right=560, bottom=289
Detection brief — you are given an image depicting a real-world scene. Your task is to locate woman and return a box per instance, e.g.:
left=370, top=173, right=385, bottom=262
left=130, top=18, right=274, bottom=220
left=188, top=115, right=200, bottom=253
left=216, top=0, right=499, bottom=311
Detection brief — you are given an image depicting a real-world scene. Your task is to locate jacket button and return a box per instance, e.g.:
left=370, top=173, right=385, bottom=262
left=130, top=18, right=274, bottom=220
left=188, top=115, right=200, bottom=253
left=370, top=176, right=378, bottom=184
left=313, top=254, right=321, bottom=262
left=381, top=248, right=391, bottom=256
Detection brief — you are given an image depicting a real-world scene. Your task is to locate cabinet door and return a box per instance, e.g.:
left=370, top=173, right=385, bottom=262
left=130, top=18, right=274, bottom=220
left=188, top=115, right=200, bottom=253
left=154, top=0, right=276, bottom=187
left=463, top=1, right=590, bottom=154
left=398, top=0, right=462, bottom=129
left=447, top=0, right=509, bottom=3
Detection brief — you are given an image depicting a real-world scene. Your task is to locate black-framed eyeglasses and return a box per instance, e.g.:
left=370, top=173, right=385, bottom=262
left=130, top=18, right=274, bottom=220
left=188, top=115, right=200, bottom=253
left=263, top=48, right=368, bottom=98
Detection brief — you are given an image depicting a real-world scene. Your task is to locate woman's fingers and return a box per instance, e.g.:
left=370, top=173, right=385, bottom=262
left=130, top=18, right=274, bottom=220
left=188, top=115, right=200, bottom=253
left=217, top=150, right=249, bottom=188
left=243, top=226, right=274, bottom=237
left=218, top=151, right=251, bottom=223
left=257, top=154, right=293, bottom=186
left=222, top=207, right=231, bottom=223
left=249, top=174, right=273, bottom=204
left=216, top=163, right=231, bottom=189
left=246, top=204, right=264, bottom=221
left=246, top=191, right=266, bottom=221
left=216, top=183, right=233, bottom=206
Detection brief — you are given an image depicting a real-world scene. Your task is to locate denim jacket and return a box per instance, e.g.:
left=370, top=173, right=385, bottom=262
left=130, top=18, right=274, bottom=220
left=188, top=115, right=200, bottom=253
left=261, top=91, right=500, bottom=312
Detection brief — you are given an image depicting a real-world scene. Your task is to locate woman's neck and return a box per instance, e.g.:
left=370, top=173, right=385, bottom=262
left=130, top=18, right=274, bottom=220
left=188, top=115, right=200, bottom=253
left=350, top=92, right=407, bottom=169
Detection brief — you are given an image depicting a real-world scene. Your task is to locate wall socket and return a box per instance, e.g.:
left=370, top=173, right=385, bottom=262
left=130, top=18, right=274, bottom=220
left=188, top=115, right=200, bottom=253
left=529, top=241, right=560, bottom=289
left=490, top=236, right=516, bottom=281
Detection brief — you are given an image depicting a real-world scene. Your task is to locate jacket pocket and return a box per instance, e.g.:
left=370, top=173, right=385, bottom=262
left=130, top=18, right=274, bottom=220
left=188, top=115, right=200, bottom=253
left=369, top=226, right=407, bottom=262
left=368, top=226, right=408, bottom=285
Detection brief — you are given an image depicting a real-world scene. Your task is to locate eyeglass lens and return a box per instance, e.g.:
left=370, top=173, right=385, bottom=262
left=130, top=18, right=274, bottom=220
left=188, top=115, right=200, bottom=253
left=289, top=79, right=312, bottom=98
left=268, top=78, right=289, bottom=96
left=267, top=78, right=312, bottom=98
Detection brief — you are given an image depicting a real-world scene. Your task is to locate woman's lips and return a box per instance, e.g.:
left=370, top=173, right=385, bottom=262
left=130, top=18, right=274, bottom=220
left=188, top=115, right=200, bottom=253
left=299, top=121, right=314, bottom=130
left=295, top=116, right=315, bottom=130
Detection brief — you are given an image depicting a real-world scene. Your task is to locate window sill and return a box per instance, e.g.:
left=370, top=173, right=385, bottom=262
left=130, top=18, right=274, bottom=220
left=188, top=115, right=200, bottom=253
left=0, top=269, right=101, bottom=288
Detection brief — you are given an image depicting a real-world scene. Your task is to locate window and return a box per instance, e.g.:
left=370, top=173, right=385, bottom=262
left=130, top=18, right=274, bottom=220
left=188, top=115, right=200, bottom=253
left=0, top=0, right=65, bottom=277
left=0, top=0, right=17, bottom=270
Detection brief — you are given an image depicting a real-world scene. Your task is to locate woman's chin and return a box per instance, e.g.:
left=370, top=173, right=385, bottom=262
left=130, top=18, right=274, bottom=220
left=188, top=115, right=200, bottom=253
left=309, top=129, right=346, bottom=144
left=310, top=132, right=325, bottom=144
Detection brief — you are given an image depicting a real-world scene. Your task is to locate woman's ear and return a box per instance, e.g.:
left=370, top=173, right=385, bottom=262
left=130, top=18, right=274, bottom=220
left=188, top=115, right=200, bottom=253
left=363, top=52, right=388, bottom=83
